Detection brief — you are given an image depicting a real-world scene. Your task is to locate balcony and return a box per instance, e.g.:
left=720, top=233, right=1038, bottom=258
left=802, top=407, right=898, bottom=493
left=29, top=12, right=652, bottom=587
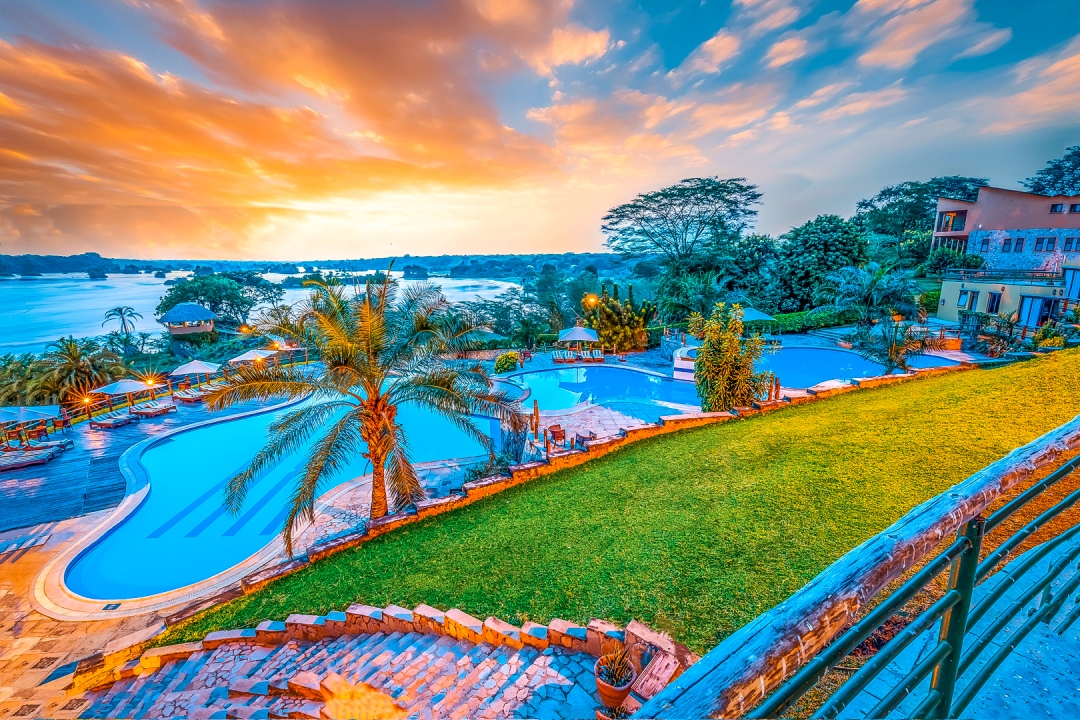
left=942, top=268, right=1063, bottom=284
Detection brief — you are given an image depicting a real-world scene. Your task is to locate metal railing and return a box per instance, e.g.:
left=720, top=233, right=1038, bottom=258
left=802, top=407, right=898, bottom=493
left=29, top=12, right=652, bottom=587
left=942, top=269, right=1064, bottom=284
left=638, top=417, right=1080, bottom=718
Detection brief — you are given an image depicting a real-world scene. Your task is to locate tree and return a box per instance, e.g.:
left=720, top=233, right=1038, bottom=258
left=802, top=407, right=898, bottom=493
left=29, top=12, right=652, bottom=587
left=855, top=176, right=988, bottom=263
left=694, top=303, right=774, bottom=411
left=721, top=233, right=783, bottom=312
left=205, top=277, right=526, bottom=554
left=510, top=316, right=547, bottom=348
left=656, top=270, right=735, bottom=322
left=777, top=215, right=868, bottom=312
left=156, top=274, right=257, bottom=325
left=851, top=321, right=948, bottom=374
left=103, top=306, right=142, bottom=334
left=1023, top=146, right=1080, bottom=196
left=602, top=177, right=762, bottom=261
left=27, top=337, right=125, bottom=405
left=811, top=263, right=919, bottom=327
left=922, top=248, right=985, bottom=275
left=220, top=271, right=286, bottom=307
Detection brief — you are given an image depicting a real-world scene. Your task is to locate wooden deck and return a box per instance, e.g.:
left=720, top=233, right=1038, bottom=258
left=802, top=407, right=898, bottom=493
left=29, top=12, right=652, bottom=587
left=0, top=400, right=270, bottom=533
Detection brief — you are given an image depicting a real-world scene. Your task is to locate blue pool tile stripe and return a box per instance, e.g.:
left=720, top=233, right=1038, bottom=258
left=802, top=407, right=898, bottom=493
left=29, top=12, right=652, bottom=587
left=222, top=460, right=307, bottom=537
left=145, top=461, right=252, bottom=539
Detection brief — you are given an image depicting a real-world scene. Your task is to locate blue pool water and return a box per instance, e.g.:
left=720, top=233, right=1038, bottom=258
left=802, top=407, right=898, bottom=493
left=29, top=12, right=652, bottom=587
left=508, top=367, right=700, bottom=417
left=65, top=402, right=492, bottom=600
left=509, top=348, right=960, bottom=420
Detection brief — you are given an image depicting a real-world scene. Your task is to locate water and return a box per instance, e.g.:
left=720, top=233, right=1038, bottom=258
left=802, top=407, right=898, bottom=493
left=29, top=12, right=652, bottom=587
left=508, top=366, right=700, bottom=420
left=2, top=273, right=518, bottom=355
left=64, top=400, right=493, bottom=600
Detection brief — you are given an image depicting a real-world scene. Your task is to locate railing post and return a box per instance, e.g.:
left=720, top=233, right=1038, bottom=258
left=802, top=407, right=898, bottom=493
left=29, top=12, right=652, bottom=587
left=929, top=515, right=984, bottom=717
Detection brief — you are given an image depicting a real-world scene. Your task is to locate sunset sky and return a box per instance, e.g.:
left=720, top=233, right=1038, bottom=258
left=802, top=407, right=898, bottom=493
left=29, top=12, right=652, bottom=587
left=1, top=0, right=1078, bottom=260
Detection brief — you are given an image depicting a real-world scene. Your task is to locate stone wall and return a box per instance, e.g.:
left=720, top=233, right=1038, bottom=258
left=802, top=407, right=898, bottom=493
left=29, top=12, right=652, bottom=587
left=971, top=228, right=1080, bottom=271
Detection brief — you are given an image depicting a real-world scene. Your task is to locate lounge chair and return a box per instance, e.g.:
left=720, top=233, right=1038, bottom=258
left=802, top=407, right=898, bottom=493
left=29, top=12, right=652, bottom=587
left=590, top=350, right=605, bottom=362
left=89, top=411, right=139, bottom=429
left=0, top=448, right=56, bottom=471
left=551, top=351, right=564, bottom=364
left=172, top=389, right=205, bottom=403
left=131, top=401, right=178, bottom=418
left=23, top=436, right=74, bottom=452
left=574, top=430, right=597, bottom=450
left=547, top=424, right=567, bottom=446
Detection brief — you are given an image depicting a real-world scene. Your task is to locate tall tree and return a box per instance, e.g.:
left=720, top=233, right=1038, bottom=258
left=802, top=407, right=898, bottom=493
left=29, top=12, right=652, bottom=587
left=602, top=177, right=762, bottom=261
left=102, top=306, right=142, bottom=334
left=778, top=215, right=868, bottom=312
left=855, top=176, right=988, bottom=263
left=1023, top=146, right=1080, bottom=196
left=206, top=278, right=525, bottom=554
left=811, top=263, right=919, bottom=327
left=156, top=274, right=257, bottom=325
left=28, top=337, right=125, bottom=405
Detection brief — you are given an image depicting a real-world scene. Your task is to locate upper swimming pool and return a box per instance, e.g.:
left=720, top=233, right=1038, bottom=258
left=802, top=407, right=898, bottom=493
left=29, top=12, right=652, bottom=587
left=754, top=346, right=959, bottom=388
left=64, top=401, right=493, bottom=601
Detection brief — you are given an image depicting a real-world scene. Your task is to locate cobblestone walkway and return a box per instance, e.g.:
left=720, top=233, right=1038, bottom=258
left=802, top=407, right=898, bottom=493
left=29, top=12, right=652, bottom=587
left=78, top=628, right=602, bottom=719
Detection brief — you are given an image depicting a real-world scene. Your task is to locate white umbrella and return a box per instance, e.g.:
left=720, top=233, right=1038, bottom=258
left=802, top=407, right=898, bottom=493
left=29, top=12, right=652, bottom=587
left=0, top=405, right=61, bottom=424
left=170, top=360, right=222, bottom=377
left=229, top=349, right=279, bottom=364
left=93, top=379, right=164, bottom=395
left=558, top=327, right=599, bottom=343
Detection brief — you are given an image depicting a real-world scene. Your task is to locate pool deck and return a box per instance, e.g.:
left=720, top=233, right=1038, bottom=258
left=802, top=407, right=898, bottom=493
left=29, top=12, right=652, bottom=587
left=0, top=399, right=272, bottom=535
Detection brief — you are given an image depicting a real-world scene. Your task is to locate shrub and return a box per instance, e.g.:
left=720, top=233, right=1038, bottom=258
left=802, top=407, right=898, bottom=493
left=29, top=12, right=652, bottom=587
left=494, top=351, right=519, bottom=374
left=695, top=303, right=774, bottom=411
left=919, top=290, right=941, bottom=314
left=922, top=248, right=985, bottom=275
left=765, top=308, right=857, bottom=334
left=1038, top=336, right=1066, bottom=349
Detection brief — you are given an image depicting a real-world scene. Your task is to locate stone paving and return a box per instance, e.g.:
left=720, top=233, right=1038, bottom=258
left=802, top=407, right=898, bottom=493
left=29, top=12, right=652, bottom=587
left=76, top=629, right=603, bottom=719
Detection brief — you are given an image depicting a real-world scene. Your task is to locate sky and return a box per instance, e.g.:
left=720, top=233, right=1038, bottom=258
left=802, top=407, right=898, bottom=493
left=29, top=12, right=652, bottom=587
left=0, top=0, right=1078, bottom=261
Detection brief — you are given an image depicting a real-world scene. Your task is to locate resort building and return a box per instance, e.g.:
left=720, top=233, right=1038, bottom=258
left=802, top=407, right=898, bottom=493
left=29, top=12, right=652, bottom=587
left=934, top=187, right=1080, bottom=326
left=158, top=302, right=218, bottom=336
left=931, top=186, right=1080, bottom=270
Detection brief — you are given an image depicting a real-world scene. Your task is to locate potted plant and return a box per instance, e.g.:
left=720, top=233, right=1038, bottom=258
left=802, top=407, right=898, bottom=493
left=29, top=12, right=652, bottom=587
left=594, top=644, right=636, bottom=709
left=595, top=705, right=631, bottom=720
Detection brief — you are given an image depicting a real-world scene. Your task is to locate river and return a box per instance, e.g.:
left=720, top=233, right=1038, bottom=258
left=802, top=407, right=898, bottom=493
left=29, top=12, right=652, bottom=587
left=2, top=272, right=519, bottom=355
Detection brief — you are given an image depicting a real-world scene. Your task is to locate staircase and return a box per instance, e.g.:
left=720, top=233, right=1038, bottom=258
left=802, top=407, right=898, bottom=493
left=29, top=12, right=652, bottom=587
left=75, top=605, right=695, bottom=719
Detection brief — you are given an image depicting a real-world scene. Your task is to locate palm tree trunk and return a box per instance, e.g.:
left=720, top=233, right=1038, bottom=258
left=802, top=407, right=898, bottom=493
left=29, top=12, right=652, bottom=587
left=369, top=450, right=389, bottom=519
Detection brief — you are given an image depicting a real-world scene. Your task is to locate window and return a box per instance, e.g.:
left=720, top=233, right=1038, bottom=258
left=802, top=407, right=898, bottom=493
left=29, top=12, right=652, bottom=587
left=1015, top=238, right=1025, bottom=252
left=937, top=210, right=967, bottom=232
left=980, top=238, right=990, bottom=252
left=987, top=292, right=1002, bottom=314
left=957, top=290, right=969, bottom=307
left=1035, top=238, right=1045, bottom=251
left=1070, top=204, right=1080, bottom=213
left=1051, top=203, right=1064, bottom=213
left=1047, top=237, right=1057, bottom=252
left=1066, top=237, right=1078, bottom=251
left=1002, top=238, right=1012, bottom=252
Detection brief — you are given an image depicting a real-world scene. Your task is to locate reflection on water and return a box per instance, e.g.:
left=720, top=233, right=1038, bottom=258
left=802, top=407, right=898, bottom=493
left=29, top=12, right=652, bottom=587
left=2, top=272, right=519, bottom=354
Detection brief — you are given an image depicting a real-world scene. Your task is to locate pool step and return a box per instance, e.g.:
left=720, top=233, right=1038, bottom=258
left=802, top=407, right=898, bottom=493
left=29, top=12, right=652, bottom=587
left=77, top=605, right=696, bottom=719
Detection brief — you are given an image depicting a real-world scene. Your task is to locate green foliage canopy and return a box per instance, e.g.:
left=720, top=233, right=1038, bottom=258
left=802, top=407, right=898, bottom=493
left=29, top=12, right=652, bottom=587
left=1023, top=146, right=1080, bottom=196
left=777, top=214, right=868, bottom=312
left=695, top=303, right=774, bottom=411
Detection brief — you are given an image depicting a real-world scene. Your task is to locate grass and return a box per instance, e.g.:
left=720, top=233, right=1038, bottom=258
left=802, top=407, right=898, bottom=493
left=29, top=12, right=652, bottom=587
left=160, top=349, right=1080, bottom=653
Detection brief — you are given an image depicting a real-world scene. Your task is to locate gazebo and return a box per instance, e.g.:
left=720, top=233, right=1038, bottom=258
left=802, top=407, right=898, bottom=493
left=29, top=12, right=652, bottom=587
left=159, top=303, right=217, bottom=337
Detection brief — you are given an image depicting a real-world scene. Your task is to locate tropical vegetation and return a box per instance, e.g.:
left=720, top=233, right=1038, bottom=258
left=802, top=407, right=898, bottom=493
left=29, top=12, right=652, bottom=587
left=810, top=263, right=918, bottom=328
left=205, top=276, right=526, bottom=553
left=850, top=321, right=949, bottom=374
left=582, top=283, right=656, bottom=352
left=695, top=303, right=774, bottom=411
left=161, top=349, right=1080, bottom=654
left=0, top=337, right=126, bottom=406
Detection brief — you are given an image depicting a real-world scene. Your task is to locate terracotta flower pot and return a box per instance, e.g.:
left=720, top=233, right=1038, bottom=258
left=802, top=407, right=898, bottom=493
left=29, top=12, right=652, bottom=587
left=594, top=658, right=636, bottom=709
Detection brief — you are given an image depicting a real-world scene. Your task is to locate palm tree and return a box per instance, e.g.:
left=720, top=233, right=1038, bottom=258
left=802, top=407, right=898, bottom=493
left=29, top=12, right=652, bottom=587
left=103, top=306, right=142, bottom=334
left=811, top=263, right=918, bottom=327
left=510, top=316, right=547, bottom=348
left=28, top=337, right=125, bottom=404
left=206, top=277, right=526, bottom=554
left=851, top=321, right=949, bottom=374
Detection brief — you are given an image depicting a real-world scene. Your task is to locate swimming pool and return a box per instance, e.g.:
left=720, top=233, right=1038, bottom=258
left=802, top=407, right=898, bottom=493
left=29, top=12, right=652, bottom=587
left=64, top=401, right=493, bottom=600
left=678, top=346, right=960, bottom=388
left=506, top=366, right=700, bottom=421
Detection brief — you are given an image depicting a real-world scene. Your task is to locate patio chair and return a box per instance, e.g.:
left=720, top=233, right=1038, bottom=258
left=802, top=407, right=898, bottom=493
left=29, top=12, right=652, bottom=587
left=0, top=448, right=56, bottom=471
left=547, top=424, right=567, bottom=446
left=4, top=429, right=24, bottom=450
left=521, top=349, right=533, bottom=362
left=573, top=430, right=596, bottom=450
left=89, top=410, right=139, bottom=429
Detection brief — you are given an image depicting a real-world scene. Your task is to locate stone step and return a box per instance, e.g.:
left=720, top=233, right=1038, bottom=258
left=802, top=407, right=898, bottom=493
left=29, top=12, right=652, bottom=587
left=359, top=634, right=444, bottom=692
left=445, top=646, right=539, bottom=719
left=381, top=635, right=460, bottom=706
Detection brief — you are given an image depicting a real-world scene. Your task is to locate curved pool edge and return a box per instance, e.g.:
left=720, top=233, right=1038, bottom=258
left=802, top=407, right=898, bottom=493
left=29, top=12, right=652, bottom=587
left=33, top=397, right=308, bottom=621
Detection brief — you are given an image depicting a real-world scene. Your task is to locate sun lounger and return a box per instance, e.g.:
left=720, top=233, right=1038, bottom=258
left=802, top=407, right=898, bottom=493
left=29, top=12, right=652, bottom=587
left=89, top=410, right=139, bottom=429
left=0, top=448, right=56, bottom=471
left=172, top=389, right=206, bottom=403
left=131, top=401, right=178, bottom=418
left=589, top=350, right=605, bottom=362
left=23, top=437, right=74, bottom=452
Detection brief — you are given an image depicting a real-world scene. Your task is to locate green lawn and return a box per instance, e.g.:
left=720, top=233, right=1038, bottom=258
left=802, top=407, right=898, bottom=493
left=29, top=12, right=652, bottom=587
left=162, top=349, right=1080, bottom=653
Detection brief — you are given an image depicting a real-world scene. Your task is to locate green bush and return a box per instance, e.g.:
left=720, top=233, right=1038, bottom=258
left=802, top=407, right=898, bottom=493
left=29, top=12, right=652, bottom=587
left=919, top=290, right=941, bottom=313
left=762, top=308, right=857, bottom=334
left=494, top=351, right=520, bottom=374
left=923, top=248, right=985, bottom=275
left=1038, top=336, right=1065, bottom=349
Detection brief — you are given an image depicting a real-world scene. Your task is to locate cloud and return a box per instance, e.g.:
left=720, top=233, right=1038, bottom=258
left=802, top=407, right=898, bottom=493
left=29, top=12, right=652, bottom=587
left=527, top=24, right=611, bottom=76
left=670, top=30, right=740, bottom=78
left=733, top=0, right=809, bottom=36
left=850, top=0, right=1010, bottom=70
left=765, top=34, right=810, bottom=67
left=817, top=85, right=906, bottom=120
left=980, top=36, right=1080, bottom=133
left=955, top=28, right=1012, bottom=60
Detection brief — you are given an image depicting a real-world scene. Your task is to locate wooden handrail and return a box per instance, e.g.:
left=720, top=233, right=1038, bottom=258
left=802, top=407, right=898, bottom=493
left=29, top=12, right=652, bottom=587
left=638, top=414, right=1080, bottom=718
